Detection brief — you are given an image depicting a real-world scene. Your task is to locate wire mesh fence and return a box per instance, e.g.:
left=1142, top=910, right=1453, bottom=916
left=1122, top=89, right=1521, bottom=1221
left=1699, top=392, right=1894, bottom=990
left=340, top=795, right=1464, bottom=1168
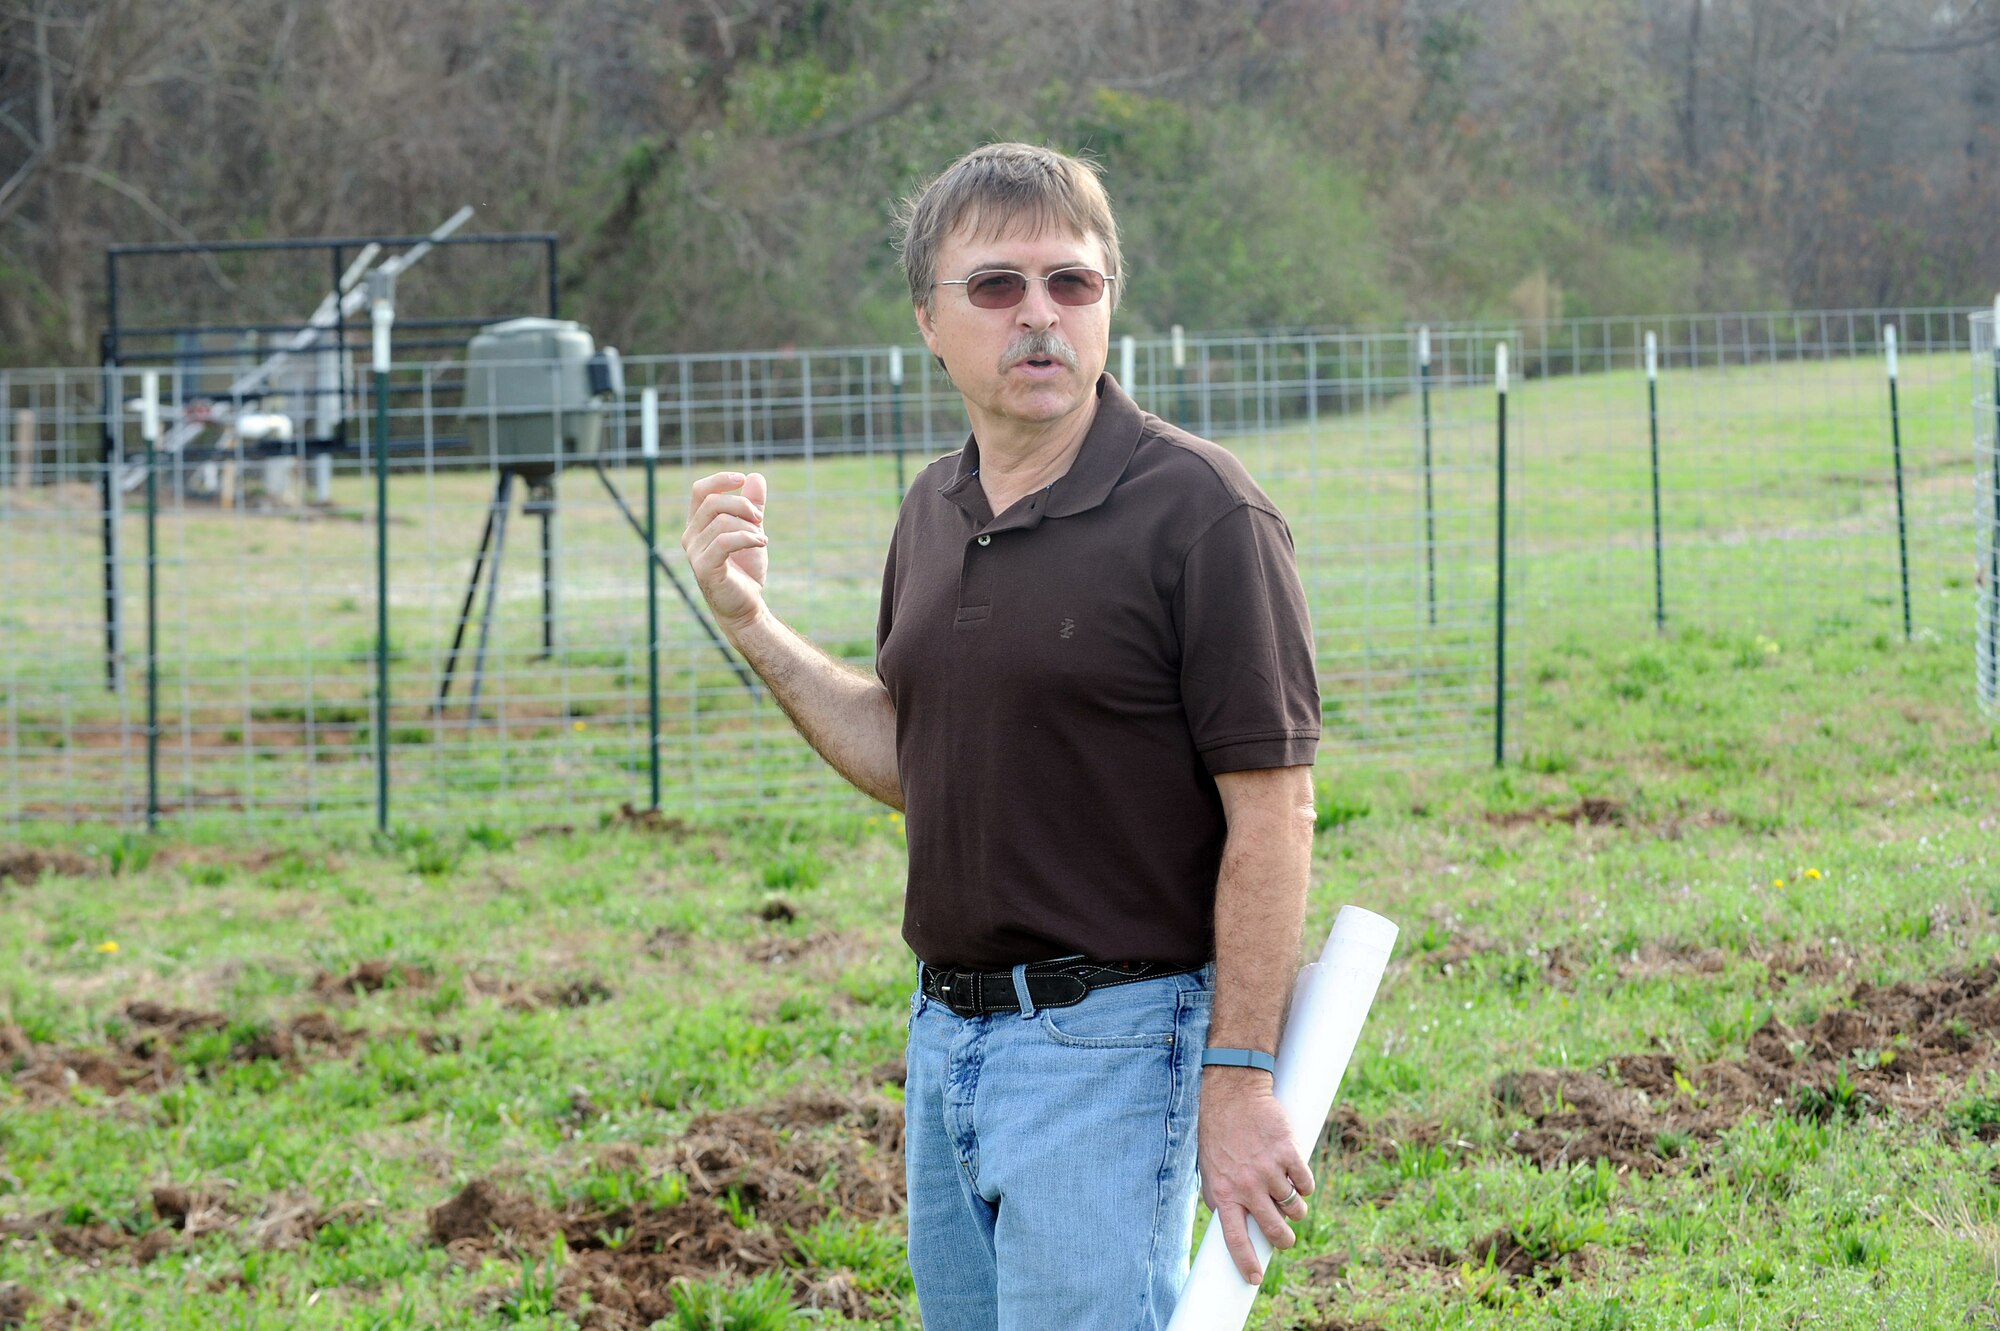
left=0, top=305, right=1988, bottom=827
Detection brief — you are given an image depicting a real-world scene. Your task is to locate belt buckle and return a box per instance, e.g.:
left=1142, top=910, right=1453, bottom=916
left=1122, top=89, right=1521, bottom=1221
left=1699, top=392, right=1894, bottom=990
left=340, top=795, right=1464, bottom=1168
left=935, top=968, right=976, bottom=1017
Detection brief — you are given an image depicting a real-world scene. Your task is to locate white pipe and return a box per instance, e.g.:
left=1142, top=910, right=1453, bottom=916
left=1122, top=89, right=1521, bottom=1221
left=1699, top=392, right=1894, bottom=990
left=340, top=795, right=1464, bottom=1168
left=1417, top=325, right=1431, bottom=369
left=1120, top=333, right=1136, bottom=388
left=1171, top=324, right=1187, bottom=371
left=140, top=371, right=160, bottom=443
left=1885, top=325, right=1898, bottom=381
left=371, top=300, right=393, bottom=374
left=1167, top=905, right=1399, bottom=1331
left=1495, top=343, right=1509, bottom=395
left=640, top=387, right=659, bottom=458
left=888, top=344, right=904, bottom=388
left=1644, top=331, right=1657, bottom=382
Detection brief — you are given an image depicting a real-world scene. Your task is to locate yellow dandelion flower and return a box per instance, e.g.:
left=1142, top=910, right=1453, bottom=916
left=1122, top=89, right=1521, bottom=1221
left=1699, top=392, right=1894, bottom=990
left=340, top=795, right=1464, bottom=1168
left=572, top=720, right=586, bottom=732
left=1772, top=878, right=1785, bottom=889
left=1804, top=868, right=1822, bottom=880
left=95, top=940, right=119, bottom=953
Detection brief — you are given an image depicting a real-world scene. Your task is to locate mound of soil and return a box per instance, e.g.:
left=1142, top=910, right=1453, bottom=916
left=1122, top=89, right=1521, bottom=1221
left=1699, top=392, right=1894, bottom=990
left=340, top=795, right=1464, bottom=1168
left=313, top=960, right=427, bottom=996
left=0, top=1214, right=178, bottom=1267
left=149, top=1186, right=235, bottom=1238
left=8, top=1002, right=383, bottom=1103
left=0, top=847, right=95, bottom=886
left=0, top=1183, right=360, bottom=1274
left=432, top=1091, right=905, bottom=1329
left=1499, top=959, right=2000, bottom=1171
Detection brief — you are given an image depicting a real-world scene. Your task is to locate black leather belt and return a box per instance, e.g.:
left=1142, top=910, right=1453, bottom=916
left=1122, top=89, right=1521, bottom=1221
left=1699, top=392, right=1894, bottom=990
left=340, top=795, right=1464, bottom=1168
left=918, top=957, right=1198, bottom=1017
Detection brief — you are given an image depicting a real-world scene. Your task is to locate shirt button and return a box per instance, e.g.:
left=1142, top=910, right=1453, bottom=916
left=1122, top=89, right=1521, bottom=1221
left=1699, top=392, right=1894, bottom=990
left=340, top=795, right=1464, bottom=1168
left=977, top=535, right=992, bottom=547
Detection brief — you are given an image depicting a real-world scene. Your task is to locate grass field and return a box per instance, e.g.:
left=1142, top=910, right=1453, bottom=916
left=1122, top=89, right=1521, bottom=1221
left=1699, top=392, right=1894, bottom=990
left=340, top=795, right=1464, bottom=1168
left=2, top=578, right=1998, bottom=1326
left=0, top=347, right=1982, bottom=825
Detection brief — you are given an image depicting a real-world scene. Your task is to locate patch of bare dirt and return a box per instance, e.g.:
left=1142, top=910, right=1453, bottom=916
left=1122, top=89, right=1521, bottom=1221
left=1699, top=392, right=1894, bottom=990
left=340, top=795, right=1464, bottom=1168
left=0, top=1185, right=368, bottom=1272
left=0, top=1284, right=32, bottom=1328
left=150, top=845, right=299, bottom=875
left=475, top=974, right=616, bottom=1012
left=747, top=929, right=840, bottom=967
left=432, top=1091, right=906, bottom=1329
left=542, top=978, right=614, bottom=1009
left=1499, top=960, right=2000, bottom=1172
left=0, top=847, right=95, bottom=886
left=1484, top=798, right=1627, bottom=831
left=612, top=803, right=694, bottom=838
left=6, top=1003, right=386, bottom=1103
left=148, top=1186, right=235, bottom=1238
left=9, top=1041, right=178, bottom=1100
left=0, top=1214, right=177, bottom=1267
left=644, top=925, right=690, bottom=958
left=313, top=960, right=427, bottom=997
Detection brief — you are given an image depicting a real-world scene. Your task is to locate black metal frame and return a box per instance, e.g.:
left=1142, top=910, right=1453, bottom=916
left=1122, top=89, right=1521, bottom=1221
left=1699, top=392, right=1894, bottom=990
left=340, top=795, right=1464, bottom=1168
left=97, top=230, right=559, bottom=692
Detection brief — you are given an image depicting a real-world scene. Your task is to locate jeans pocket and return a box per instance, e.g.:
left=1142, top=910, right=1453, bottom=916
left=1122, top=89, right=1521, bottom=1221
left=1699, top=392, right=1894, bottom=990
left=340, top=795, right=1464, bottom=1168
left=1037, top=979, right=1180, bottom=1049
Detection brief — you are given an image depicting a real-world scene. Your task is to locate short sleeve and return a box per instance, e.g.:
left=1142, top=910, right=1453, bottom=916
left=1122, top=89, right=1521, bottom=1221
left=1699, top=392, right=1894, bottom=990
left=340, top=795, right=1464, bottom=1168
left=875, top=523, right=898, bottom=661
left=1175, top=504, right=1320, bottom=774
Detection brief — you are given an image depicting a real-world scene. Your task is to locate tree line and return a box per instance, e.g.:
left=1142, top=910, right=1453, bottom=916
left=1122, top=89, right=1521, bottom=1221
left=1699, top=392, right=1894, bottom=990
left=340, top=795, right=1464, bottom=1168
left=2, top=0, right=1997, bottom=366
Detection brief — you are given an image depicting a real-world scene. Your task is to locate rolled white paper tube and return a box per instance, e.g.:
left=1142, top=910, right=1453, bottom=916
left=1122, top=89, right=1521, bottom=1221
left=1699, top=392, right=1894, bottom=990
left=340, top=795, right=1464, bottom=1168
left=1417, top=325, right=1430, bottom=369
left=640, top=387, right=659, bottom=458
left=1495, top=343, right=1509, bottom=395
left=1166, top=905, right=1398, bottom=1331
left=1120, top=333, right=1136, bottom=388
left=1644, top=331, right=1657, bottom=382
left=1884, top=325, right=1898, bottom=381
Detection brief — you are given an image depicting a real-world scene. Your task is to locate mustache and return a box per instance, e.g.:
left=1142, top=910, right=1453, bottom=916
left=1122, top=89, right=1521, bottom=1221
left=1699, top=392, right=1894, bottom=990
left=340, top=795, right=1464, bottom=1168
left=1000, top=330, right=1080, bottom=372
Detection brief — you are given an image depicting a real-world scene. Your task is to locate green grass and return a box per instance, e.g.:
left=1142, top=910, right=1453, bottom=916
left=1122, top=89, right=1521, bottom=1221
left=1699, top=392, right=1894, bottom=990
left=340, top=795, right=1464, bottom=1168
left=1, top=567, right=1997, bottom=1325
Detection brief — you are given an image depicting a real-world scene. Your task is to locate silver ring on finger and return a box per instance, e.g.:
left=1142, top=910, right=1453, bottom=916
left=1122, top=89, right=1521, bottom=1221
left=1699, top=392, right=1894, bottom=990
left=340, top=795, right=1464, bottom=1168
left=1276, top=1185, right=1300, bottom=1208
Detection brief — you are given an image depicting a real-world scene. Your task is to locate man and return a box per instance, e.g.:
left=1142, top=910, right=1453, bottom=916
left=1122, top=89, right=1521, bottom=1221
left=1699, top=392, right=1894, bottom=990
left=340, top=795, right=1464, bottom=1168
left=682, top=142, right=1321, bottom=1329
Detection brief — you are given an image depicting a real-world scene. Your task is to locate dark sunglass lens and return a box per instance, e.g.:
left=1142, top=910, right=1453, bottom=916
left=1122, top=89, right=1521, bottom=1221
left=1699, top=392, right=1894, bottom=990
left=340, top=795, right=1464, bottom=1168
left=1047, top=270, right=1104, bottom=305
left=967, top=272, right=1027, bottom=308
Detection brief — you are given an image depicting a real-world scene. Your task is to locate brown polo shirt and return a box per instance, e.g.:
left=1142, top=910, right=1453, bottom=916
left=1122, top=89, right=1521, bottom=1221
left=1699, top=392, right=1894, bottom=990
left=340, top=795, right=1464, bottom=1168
left=874, top=375, right=1319, bottom=970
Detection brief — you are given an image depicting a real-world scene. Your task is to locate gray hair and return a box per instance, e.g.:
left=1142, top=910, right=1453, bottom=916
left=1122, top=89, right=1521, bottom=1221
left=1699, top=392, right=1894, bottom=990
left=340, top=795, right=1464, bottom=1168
left=895, top=143, right=1123, bottom=314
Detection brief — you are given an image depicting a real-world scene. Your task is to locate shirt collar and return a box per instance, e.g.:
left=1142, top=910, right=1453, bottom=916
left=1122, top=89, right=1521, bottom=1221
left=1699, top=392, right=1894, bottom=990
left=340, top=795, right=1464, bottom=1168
left=938, top=374, right=1144, bottom=526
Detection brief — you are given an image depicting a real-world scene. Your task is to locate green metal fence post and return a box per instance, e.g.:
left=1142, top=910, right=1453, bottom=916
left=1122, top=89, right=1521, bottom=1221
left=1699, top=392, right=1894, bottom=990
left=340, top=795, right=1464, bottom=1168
left=642, top=386, right=663, bottom=810
left=140, top=371, right=160, bottom=831
left=1172, top=324, right=1188, bottom=428
left=1495, top=342, right=1509, bottom=768
left=890, top=346, right=906, bottom=499
left=369, top=273, right=395, bottom=833
left=1885, top=326, right=1912, bottom=641
left=1646, top=331, right=1665, bottom=633
left=1989, top=297, right=2000, bottom=696
left=1419, top=326, right=1436, bottom=627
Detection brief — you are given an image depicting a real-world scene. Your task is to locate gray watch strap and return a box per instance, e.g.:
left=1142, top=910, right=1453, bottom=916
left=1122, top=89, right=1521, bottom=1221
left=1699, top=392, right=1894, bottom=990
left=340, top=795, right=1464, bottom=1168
left=1201, top=1046, right=1277, bottom=1074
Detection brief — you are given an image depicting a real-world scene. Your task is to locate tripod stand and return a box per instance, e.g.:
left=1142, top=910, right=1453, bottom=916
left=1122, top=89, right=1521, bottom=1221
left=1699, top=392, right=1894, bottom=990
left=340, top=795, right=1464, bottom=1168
left=434, top=461, right=758, bottom=720
left=435, top=466, right=557, bottom=716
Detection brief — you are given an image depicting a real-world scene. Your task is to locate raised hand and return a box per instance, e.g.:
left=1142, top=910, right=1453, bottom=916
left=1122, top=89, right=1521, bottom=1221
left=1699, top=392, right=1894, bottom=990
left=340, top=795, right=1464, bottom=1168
left=682, top=471, right=770, bottom=637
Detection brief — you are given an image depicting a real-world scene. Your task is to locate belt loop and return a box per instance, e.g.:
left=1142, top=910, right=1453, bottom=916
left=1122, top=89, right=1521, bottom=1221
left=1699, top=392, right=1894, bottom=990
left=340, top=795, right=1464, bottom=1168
left=1011, top=963, right=1036, bottom=1020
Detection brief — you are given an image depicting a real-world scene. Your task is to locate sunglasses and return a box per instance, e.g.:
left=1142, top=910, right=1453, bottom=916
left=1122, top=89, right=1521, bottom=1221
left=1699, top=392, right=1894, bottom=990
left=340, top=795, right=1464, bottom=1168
left=937, top=266, right=1115, bottom=310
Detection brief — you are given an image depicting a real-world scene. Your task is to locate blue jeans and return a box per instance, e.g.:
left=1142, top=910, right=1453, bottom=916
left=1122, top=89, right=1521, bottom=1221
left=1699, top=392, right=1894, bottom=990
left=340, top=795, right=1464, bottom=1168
left=904, top=965, right=1214, bottom=1331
